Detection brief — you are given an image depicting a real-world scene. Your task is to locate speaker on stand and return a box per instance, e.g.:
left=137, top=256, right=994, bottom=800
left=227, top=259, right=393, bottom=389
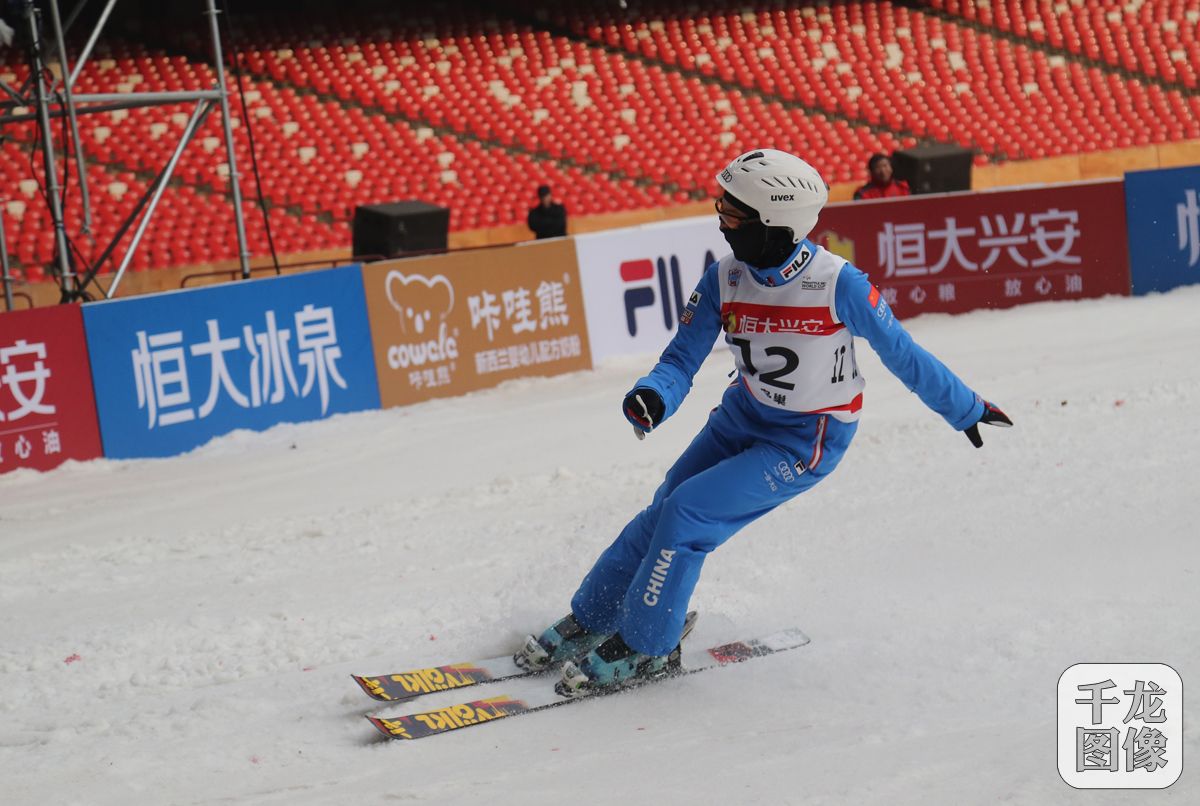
left=352, top=201, right=451, bottom=258
left=890, top=145, right=974, bottom=195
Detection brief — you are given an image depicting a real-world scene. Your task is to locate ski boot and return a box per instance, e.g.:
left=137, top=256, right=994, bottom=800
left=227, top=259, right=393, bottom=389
left=513, top=613, right=608, bottom=671
left=556, top=633, right=682, bottom=697
left=556, top=612, right=697, bottom=697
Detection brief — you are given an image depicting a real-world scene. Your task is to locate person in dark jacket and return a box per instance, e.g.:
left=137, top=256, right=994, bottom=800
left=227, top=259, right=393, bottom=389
left=853, top=153, right=911, bottom=201
left=527, top=185, right=567, bottom=239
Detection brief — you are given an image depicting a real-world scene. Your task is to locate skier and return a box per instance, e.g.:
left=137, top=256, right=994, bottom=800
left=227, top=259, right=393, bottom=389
left=516, top=149, right=1012, bottom=695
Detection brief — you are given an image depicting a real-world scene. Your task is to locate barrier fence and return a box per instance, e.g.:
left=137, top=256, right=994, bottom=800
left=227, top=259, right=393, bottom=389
left=82, top=266, right=380, bottom=460
left=0, top=304, right=103, bottom=472
left=574, top=216, right=727, bottom=364
left=814, top=180, right=1130, bottom=317
left=0, top=167, right=1195, bottom=473
left=363, top=238, right=591, bottom=408
left=1124, top=165, right=1200, bottom=295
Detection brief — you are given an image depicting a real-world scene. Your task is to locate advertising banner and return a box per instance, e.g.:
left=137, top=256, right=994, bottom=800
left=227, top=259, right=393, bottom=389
left=574, top=216, right=729, bottom=363
left=1124, top=165, right=1200, bottom=295
left=363, top=239, right=591, bottom=408
left=812, top=180, right=1130, bottom=317
left=0, top=304, right=103, bottom=473
left=82, top=266, right=380, bottom=459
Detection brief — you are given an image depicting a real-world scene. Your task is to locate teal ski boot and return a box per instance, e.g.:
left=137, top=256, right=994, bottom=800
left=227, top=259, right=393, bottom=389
left=556, top=611, right=697, bottom=697
left=557, top=633, right=677, bottom=696
left=513, top=613, right=608, bottom=671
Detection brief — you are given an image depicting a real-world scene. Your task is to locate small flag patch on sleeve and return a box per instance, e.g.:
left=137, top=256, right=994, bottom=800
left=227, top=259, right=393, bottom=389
left=868, top=285, right=881, bottom=308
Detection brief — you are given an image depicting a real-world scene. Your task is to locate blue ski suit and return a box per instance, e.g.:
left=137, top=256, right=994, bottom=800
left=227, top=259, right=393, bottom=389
left=570, top=241, right=985, bottom=656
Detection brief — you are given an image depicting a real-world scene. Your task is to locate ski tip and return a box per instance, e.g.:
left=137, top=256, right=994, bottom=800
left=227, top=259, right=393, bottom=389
left=365, top=714, right=409, bottom=740
left=764, top=627, right=811, bottom=650
left=352, top=674, right=398, bottom=702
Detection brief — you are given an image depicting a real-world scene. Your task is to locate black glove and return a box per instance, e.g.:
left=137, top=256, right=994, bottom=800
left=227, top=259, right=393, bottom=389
left=964, top=401, right=1013, bottom=448
left=623, top=387, right=665, bottom=439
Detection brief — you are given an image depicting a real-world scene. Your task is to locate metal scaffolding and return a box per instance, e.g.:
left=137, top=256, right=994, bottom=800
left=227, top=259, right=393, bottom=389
left=0, top=0, right=252, bottom=310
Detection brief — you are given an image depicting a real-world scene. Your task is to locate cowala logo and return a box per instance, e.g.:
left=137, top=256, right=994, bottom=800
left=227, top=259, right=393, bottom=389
left=384, top=271, right=459, bottom=372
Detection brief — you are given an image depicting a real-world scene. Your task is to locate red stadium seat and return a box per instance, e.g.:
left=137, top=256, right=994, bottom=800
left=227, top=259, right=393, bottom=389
left=4, top=0, right=1196, bottom=272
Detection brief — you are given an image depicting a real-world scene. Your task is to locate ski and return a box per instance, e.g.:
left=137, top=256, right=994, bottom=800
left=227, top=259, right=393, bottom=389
left=352, top=611, right=698, bottom=705
left=365, top=626, right=810, bottom=741
left=352, top=654, right=532, bottom=704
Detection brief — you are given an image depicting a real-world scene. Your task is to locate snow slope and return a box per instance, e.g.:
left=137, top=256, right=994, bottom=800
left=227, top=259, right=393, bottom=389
left=2, top=287, right=1199, bottom=805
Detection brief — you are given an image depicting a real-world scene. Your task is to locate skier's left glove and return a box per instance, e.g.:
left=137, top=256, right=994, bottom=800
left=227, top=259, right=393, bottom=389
left=964, top=400, right=1013, bottom=448
left=623, top=387, right=665, bottom=440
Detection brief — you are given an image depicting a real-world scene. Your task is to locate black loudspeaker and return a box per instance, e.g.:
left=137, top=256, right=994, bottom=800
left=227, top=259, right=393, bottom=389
left=352, top=201, right=450, bottom=258
left=890, top=145, right=974, bottom=195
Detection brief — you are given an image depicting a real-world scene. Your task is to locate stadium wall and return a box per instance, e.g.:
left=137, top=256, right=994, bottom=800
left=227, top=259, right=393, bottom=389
left=1, top=167, right=1197, bottom=472
left=7, top=139, right=1200, bottom=310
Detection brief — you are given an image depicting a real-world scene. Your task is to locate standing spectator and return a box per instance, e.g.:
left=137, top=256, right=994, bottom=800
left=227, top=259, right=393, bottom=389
left=853, top=153, right=911, bottom=200
left=527, top=185, right=567, bottom=239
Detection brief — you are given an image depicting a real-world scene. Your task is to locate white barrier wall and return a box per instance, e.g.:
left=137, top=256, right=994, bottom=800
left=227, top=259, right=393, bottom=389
left=574, top=216, right=730, bottom=364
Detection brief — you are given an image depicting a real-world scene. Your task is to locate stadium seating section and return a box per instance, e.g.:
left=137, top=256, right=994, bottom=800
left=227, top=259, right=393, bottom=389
left=3, top=0, right=1198, bottom=281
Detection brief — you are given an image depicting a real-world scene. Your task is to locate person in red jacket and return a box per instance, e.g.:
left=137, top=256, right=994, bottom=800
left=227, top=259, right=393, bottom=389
left=853, top=153, right=911, bottom=200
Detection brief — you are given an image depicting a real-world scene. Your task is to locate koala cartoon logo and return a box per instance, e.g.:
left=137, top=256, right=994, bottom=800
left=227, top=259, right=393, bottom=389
left=384, top=271, right=459, bottom=369
left=385, top=271, right=454, bottom=334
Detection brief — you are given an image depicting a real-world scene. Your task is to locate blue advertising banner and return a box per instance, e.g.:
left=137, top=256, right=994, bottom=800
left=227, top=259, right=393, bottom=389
left=1124, top=165, right=1200, bottom=295
left=82, top=265, right=380, bottom=459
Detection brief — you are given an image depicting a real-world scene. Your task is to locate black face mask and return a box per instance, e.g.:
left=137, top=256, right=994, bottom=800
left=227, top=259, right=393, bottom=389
left=722, top=221, right=796, bottom=270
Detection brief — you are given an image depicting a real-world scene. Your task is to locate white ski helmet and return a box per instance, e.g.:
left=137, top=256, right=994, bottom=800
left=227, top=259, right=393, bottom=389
left=715, top=149, right=828, bottom=242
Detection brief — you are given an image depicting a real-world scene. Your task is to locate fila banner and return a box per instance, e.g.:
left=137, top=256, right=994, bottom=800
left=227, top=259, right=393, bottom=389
left=0, top=304, right=103, bottom=474
left=812, top=180, right=1130, bottom=317
left=574, top=216, right=729, bottom=363
left=1124, top=165, right=1200, bottom=295
left=82, top=266, right=380, bottom=459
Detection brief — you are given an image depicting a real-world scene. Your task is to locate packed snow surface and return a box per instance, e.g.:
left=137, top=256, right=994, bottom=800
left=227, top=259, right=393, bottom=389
left=2, top=287, right=1199, bottom=805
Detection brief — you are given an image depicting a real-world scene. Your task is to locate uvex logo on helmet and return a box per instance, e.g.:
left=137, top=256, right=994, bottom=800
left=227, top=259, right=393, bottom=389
left=771, top=194, right=795, bottom=202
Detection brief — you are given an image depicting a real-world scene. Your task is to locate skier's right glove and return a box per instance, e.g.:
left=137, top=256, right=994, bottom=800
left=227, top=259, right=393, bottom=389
left=623, top=387, right=665, bottom=440
left=964, top=400, right=1013, bottom=448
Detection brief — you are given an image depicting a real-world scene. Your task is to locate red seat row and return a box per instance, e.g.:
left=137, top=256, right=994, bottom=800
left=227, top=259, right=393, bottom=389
left=547, top=0, right=1200, bottom=160
left=6, top=0, right=1200, bottom=280
left=928, top=0, right=1200, bottom=89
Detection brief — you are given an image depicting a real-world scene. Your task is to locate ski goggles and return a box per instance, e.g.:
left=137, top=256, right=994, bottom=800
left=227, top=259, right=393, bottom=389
left=715, top=195, right=757, bottom=229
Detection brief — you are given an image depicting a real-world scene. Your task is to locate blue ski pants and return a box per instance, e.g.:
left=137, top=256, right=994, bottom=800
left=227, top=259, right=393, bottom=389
left=571, top=382, right=858, bottom=655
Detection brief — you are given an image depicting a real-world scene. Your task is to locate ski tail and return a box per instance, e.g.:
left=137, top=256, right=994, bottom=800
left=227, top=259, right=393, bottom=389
left=367, top=695, right=546, bottom=740
left=351, top=662, right=504, bottom=704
